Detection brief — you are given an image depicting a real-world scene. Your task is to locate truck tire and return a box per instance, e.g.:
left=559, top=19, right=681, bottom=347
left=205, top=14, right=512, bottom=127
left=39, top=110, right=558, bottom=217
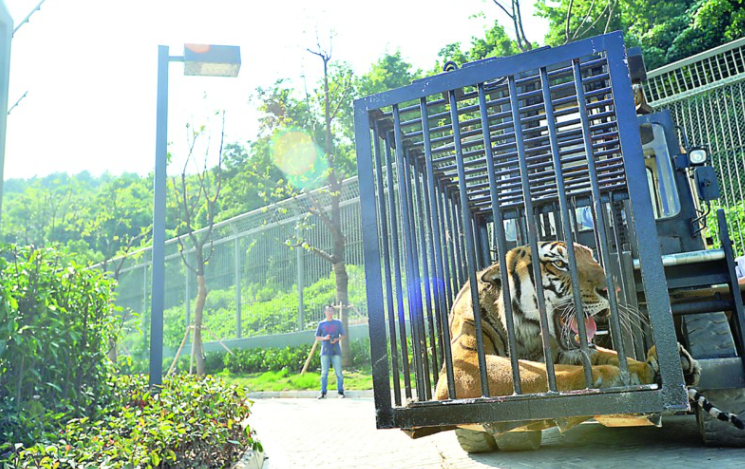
left=454, top=428, right=497, bottom=453
left=682, top=311, right=737, bottom=358
left=682, top=312, right=745, bottom=447
left=493, top=430, right=542, bottom=451
left=695, top=388, right=745, bottom=447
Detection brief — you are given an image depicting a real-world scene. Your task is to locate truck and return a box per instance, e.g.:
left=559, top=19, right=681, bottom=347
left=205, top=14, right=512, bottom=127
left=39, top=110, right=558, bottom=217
left=352, top=31, right=745, bottom=451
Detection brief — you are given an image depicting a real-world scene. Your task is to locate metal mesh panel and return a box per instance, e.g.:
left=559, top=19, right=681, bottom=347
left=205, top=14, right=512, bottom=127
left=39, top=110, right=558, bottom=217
left=646, top=38, right=745, bottom=255
left=108, top=178, right=367, bottom=358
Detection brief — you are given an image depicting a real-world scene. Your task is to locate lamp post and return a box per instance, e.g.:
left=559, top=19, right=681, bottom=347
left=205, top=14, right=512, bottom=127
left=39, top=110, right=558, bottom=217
left=149, top=43, right=240, bottom=389
left=0, top=0, right=13, bottom=230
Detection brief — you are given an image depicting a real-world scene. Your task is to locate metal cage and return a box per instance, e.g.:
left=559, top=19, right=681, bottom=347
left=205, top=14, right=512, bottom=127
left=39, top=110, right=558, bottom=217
left=354, top=32, right=688, bottom=430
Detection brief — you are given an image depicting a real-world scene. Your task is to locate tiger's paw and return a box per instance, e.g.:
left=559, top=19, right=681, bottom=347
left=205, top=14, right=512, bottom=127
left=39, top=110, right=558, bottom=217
left=645, top=343, right=701, bottom=386
left=678, top=343, right=701, bottom=386
left=590, top=364, right=646, bottom=388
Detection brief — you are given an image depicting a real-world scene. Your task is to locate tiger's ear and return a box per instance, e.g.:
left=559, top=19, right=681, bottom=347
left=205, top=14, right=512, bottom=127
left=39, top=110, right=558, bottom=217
left=479, top=262, right=501, bottom=287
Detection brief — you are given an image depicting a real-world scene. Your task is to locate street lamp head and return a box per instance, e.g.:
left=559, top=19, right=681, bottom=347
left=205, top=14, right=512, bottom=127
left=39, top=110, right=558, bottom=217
left=183, top=43, right=241, bottom=77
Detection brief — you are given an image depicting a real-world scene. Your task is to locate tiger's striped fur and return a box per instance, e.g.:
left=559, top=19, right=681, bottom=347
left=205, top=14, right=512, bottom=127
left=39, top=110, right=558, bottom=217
left=435, top=241, right=701, bottom=401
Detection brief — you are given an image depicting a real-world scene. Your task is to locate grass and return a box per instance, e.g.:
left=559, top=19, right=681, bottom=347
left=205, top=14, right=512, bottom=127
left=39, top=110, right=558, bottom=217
left=217, top=366, right=373, bottom=392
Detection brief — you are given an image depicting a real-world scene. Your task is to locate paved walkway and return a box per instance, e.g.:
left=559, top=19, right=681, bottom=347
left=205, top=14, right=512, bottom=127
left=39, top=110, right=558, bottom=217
left=249, top=396, right=745, bottom=469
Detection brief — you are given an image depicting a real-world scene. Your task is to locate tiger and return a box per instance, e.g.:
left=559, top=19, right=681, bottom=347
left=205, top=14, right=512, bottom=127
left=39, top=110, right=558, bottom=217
left=435, top=241, right=701, bottom=401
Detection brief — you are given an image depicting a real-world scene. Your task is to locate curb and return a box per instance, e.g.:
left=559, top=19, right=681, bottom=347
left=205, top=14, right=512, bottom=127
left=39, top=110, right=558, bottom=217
left=231, top=447, right=265, bottom=469
left=248, top=390, right=373, bottom=399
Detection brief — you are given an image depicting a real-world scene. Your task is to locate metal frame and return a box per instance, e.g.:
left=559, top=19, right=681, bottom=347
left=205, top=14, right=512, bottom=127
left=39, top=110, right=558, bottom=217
left=355, top=32, right=688, bottom=430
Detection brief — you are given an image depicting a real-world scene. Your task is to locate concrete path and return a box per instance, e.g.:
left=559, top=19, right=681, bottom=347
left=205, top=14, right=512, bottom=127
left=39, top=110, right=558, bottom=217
left=249, top=396, right=745, bottom=469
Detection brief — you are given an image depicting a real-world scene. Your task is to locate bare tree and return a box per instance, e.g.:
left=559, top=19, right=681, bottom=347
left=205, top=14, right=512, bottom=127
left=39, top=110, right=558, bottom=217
left=172, top=113, right=226, bottom=375
left=492, top=0, right=533, bottom=51
left=297, top=35, right=354, bottom=367
left=564, top=0, right=617, bottom=44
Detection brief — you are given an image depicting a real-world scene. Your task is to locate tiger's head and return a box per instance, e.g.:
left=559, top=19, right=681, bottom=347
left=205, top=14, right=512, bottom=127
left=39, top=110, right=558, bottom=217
left=479, top=241, right=609, bottom=357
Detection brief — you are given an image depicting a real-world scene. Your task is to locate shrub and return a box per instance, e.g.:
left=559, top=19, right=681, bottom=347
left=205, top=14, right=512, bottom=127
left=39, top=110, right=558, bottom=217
left=3, top=374, right=260, bottom=468
left=706, top=201, right=745, bottom=255
left=122, top=338, right=372, bottom=377
left=0, top=245, right=118, bottom=446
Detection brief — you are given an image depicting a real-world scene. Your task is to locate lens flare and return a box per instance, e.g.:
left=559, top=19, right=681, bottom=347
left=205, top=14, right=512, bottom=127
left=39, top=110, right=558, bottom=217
left=270, top=129, right=328, bottom=190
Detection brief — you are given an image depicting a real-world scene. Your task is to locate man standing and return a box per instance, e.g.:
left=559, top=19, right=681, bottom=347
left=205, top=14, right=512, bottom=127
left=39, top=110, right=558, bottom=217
left=315, top=304, right=345, bottom=399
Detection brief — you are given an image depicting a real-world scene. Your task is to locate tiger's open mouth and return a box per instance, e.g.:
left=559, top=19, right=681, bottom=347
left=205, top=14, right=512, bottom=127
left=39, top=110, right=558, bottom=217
left=556, top=312, right=601, bottom=350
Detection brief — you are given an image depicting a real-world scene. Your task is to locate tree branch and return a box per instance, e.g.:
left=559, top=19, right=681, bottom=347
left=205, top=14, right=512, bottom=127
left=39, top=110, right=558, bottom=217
left=291, top=239, right=336, bottom=264
left=304, top=189, right=344, bottom=241
left=329, top=75, right=353, bottom=123
left=565, top=0, right=575, bottom=43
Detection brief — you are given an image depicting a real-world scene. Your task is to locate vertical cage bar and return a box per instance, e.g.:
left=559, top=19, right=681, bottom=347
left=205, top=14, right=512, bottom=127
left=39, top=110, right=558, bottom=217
left=605, top=34, right=684, bottom=403
left=393, top=105, right=428, bottom=398
left=539, top=66, right=594, bottom=387
left=508, top=75, right=558, bottom=391
left=452, top=196, right=467, bottom=286
left=421, top=155, right=454, bottom=394
left=384, top=130, right=413, bottom=400
left=449, top=90, right=491, bottom=397
left=437, top=182, right=456, bottom=314
left=477, top=83, right=524, bottom=394
left=353, top=106, right=393, bottom=424
left=442, top=185, right=461, bottom=302
left=402, top=152, right=433, bottom=398
left=414, top=158, right=440, bottom=387
left=477, top=220, right=490, bottom=269
left=572, top=60, right=630, bottom=379
left=373, top=123, right=402, bottom=406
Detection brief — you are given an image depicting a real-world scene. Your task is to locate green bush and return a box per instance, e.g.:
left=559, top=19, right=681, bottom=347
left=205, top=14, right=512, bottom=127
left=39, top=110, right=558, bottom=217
left=121, top=338, right=372, bottom=377
left=120, top=265, right=370, bottom=356
left=3, top=374, right=260, bottom=469
left=706, top=201, right=745, bottom=255
left=0, top=245, right=118, bottom=446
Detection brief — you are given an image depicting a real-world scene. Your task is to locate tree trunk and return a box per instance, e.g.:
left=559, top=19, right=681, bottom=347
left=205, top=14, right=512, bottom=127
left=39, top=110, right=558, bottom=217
left=333, top=261, right=352, bottom=367
left=193, top=273, right=208, bottom=375
left=107, top=337, right=118, bottom=364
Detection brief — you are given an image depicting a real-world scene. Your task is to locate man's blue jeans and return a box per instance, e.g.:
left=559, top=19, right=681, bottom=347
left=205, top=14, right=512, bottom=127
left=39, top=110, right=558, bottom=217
left=320, top=354, right=344, bottom=395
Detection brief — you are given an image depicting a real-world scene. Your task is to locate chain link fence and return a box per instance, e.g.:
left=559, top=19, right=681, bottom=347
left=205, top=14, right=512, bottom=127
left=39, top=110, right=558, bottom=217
left=112, top=178, right=368, bottom=358
left=645, top=37, right=745, bottom=254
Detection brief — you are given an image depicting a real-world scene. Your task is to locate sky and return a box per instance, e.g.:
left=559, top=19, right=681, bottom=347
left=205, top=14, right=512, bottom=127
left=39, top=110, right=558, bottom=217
left=3, top=0, right=548, bottom=180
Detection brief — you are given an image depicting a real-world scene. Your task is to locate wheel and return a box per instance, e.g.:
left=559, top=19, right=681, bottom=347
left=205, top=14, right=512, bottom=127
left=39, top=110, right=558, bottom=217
left=695, top=388, right=745, bottom=447
left=683, top=311, right=737, bottom=358
left=454, top=428, right=498, bottom=453
left=683, top=312, right=745, bottom=447
left=493, top=430, right=542, bottom=451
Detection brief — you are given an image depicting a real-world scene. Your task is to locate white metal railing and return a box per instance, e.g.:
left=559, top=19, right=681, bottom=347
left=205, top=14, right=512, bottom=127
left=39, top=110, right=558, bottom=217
left=645, top=37, right=745, bottom=107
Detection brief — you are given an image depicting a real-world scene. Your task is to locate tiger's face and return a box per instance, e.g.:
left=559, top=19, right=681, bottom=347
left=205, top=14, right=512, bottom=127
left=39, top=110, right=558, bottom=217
left=480, top=241, right=610, bottom=359
left=514, top=242, right=609, bottom=353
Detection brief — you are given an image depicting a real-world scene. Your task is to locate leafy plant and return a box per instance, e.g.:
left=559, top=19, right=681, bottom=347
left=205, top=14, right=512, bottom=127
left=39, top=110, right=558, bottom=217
left=0, top=245, right=118, bottom=446
left=705, top=201, right=745, bottom=255
left=3, top=374, right=260, bottom=469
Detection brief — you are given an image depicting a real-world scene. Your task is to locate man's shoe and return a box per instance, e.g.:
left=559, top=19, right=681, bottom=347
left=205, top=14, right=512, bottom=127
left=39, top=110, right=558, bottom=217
left=337, top=393, right=345, bottom=399
left=317, top=393, right=326, bottom=399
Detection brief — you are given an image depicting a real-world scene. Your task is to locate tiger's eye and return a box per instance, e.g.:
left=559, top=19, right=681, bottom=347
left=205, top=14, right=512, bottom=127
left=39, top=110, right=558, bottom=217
left=553, top=260, right=568, bottom=271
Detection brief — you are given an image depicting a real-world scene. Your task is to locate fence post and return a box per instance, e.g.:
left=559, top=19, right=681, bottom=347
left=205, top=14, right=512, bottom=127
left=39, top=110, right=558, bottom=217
left=297, top=222, right=305, bottom=330
left=142, top=264, right=148, bottom=319
left=235, top=236, right=242, bottom=338
left=185, top=261, right=190, bottom=343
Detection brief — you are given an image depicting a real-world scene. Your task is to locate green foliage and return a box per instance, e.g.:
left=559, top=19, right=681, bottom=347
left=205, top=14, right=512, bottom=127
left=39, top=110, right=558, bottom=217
left=536, top=0, right=745, bottom=69
left=0, top=245, right=118, bottom=447
left=3, top=374, right=260, bottom=469
left=434, top=20, right=524, bottom=71
left=122, top=338, right=372, bottom=377
left=222, top=368, right=372, bottom=392
left=706, top=201, right=745, bottom=255
left=120, top=264, right=368, bottom=356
